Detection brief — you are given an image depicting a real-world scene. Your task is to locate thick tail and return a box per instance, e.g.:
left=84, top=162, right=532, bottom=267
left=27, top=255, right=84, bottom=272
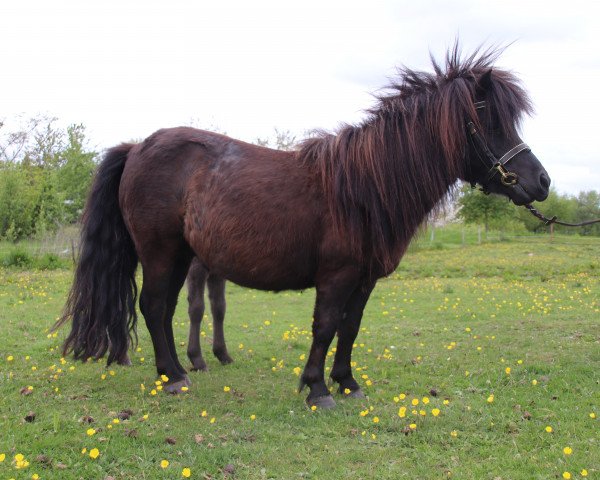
left=54, top=143, right=138, bottom=365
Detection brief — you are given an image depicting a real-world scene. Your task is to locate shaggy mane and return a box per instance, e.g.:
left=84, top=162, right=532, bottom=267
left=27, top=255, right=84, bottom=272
left=298, top=45, right=533, bottom=274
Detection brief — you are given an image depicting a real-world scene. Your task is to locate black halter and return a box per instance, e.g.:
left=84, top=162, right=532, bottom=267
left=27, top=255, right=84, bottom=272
left=468, top=101, right=530, bottom=189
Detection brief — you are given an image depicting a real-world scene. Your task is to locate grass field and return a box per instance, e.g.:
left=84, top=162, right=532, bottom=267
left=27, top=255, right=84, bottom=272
left=0, top=234, right=598, bottom=479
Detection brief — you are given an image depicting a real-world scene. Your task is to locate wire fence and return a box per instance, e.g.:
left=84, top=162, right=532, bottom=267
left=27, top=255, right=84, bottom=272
left=1, top=224, right=599, bottom=263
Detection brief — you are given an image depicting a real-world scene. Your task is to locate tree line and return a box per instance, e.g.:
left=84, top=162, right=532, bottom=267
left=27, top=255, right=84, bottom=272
left=1, top=115, right=598, bottom=241
left=0, top=116, right=96, bottom=240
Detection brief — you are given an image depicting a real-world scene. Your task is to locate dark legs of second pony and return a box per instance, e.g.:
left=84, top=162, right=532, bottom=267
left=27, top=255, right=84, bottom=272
left=186, top=258, right=232, bottom=371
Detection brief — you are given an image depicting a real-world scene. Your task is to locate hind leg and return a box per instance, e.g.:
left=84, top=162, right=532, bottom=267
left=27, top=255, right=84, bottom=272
left=163, top=253, right=194, bottom=380
left=187, top=259, right=209, bottom=371
left=208, top=274, right=232, bottom=364
left=139, top=244, right=192, bottom=392
left=330, top=280, right=375, bottom=398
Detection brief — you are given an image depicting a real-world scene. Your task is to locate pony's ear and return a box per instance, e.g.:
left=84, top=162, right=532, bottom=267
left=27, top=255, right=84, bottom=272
left=477, top=68, right=493, bottom=92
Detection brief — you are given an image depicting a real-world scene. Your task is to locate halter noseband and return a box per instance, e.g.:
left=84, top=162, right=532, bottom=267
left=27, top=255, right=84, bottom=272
left=468, top=101, right=530, bottom=188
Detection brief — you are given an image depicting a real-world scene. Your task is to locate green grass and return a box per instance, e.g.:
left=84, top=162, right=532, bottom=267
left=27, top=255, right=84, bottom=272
left=0, top=235, right=598, bottom=479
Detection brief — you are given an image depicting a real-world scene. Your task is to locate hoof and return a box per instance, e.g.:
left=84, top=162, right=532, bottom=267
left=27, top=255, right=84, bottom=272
left=190, top=364, right=208, bottom=372
left=117, top=356, right=132, bottom=366
left=218, top=355, right=234, bottom=366
left=307, top=395, right=336, bottom=409
left=189, top=358, right=208, bottom=372
left=164, top=377, right=191, bottom=394
left=343, top=388, right=366, bottom=399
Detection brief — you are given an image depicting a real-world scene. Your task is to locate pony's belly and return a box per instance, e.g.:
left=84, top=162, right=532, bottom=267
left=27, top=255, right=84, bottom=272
left=205, top=250, right=317, bottom=292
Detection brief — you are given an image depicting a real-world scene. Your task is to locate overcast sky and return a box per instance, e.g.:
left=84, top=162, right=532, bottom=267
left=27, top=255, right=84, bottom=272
left=1, top=0, right=599, bottom=195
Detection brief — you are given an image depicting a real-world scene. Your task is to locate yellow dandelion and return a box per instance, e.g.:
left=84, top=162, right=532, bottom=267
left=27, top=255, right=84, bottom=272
left=210, top=417, right=216, bottom=423
left=32, top=474, right=40, bottom=480
left=365, top=380, right=373, bottom=386
left=419, top=410, right=426, bottom=416
left=250, top=414, right=256, bottom=421
left=150, top=389, right=157, bottom=396
left=581, top=469, right=588, bottom=477
left=563, top=447, right=573, bottom=455
left=487, top=394, right=494, bottom=403
left=545, top=426, right=553, bottom=433
left=160, top=374, right=169, bottom=383
left=505, top=367, right=511, bottom=375
left=422, top=397, right=430, bottom=405
left=450, top=430, right=458, bottom=437
left=399, top=393, right=406, bottom=400
left=0, top=453, right=5, bottom=462
left=112, top=418, right=120, bottom=424
left=373, top=416, right=379, bottom=423
left=590, top=412, right=596, bottom=419
left=6, top=355, right=14, bottom=362
left=223, top=386, right=231, bottom=392
left=562, top=472, right=571, bottom=480
left=532, top=379, right=538, bottom=386
left=293, top=367, right=301, bottom=376
left=81, top=448, right=87, bottom=454
left=160, top=460, right=169, bottom=469
left=411, top=398, right=419, bottom=406
left=409, top=423, right=417, bottom=430
left=443, top=399, right=450, bottom=405
left=311, top=405, right=317, bottom=411
left=181, top=386, right=189, bottom=392
left=86, top=428, right=96, bottom=436
left=398, top=407, right=407, bottom=418
left=432, top=408, right=441, bottom=417
left=201, top=410, right=208, bottom=417
left=182, top=467, right=191, bottom=478
left=89, top=448, right=100, bottom=459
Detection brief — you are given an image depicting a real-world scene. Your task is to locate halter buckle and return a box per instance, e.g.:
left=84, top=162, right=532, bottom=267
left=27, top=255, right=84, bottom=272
left=494, top=163, right=518, bottom=186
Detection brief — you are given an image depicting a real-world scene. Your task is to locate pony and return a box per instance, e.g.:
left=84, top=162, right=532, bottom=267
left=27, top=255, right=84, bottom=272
left=56, top=46, right=550, bottom=408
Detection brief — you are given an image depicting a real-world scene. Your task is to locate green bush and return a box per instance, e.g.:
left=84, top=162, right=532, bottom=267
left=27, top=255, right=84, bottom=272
left=37, top=253, right=65, bottom=270
left=2, top=248, right=34, bottom=267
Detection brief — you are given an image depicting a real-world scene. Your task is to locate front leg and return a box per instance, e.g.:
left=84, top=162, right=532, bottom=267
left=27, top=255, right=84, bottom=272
left=330, top=280, right=376, bottom=397
left=299, top=268, right=360, bottom=408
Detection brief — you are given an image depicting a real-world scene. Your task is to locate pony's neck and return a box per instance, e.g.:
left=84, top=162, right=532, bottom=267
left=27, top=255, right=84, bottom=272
left=300, top=106, right=463, bottom=275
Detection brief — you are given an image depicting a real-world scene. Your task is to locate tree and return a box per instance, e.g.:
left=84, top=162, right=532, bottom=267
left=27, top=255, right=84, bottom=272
left=516, top=188, right=578, bottom=234
left=457, top=186, right=517, bottom=233
left=56, top=124, right=97, bottom=222
left=255, top=128, right=297, bottom=151
left=575, top=190, right=600, bottom=236
left=0, top=117, right=97, bottom=239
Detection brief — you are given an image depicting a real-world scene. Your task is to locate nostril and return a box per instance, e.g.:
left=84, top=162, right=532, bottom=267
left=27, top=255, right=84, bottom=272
left=539, top=172, right=551, bottom=191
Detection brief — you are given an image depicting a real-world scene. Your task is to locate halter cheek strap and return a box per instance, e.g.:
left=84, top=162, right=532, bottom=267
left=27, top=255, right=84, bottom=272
left=467, top=102, right=530, bottom=188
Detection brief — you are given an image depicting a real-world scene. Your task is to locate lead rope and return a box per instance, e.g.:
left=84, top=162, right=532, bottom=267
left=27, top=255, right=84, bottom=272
left=524, top=204, right=600, bottom=227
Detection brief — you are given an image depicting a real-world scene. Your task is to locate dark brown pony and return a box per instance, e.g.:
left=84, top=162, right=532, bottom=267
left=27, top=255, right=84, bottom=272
left=57, top=47, right=550, bottom=408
